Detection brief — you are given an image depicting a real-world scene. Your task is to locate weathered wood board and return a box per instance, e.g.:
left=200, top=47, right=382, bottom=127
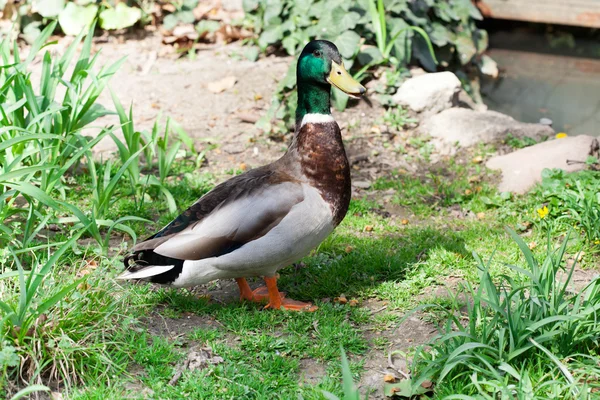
left=476, top=0, right=600, bottom=28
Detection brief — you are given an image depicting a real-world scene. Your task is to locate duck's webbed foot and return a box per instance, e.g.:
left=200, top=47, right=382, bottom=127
left=235, top=278, right=285, bottom=303
left=262, top=276, right=318, bottom=312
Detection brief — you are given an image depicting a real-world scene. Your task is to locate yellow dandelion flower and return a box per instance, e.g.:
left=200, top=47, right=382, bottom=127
left=556, top=132, right=568, bottom=139
left=595, top=240, right=600, bottom=245
left=536, top=206, right=549, bottom=219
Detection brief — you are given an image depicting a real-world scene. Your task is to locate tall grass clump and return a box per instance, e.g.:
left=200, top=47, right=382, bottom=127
left=533, top=168, right=600, bottom=247
left=0, top=21, right=189, bottom=397
left=0, top=20, right=141, bottom=251
left=410, top=228, right=600, bottom=398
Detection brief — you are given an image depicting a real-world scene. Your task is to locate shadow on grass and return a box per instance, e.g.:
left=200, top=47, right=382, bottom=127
left=278, top=227, right=471, bottom=300
left=149, top=225, right=470, bottom=313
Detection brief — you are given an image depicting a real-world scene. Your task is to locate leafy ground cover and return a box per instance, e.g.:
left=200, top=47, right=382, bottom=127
left=1, top=22, right=599, bottom=400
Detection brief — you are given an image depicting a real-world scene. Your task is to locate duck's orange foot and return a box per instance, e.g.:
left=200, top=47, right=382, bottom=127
left=235, top=278, right=285, bottom=303
left=264, top=298, right=318, bottom=312
left=248, top=286, right=286, bottom=303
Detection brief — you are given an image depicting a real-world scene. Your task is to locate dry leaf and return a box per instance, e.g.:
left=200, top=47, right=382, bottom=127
left=348, top=299, right=359, bottom=307
left=384, top=373, right=396, bottom=383
left=472, top=155, right=484, bottom=164
left=401, top=219, right=409, bottom=225
left=207, top=76, right=237, bottom=93
left=345, top=246, right=353, bottom=253
left=421, top=380, right=433, bottom=389
left=334, top=295, right=348, bottom=304
left=464, top=189, right=472, bottom=195
left=364, top=225, right=374, bottom=232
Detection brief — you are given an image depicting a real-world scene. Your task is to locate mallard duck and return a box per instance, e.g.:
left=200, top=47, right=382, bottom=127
left=118, top=40, right=366, bottom=311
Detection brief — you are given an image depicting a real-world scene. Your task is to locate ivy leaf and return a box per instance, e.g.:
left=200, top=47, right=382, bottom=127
left=244, top=46, right=260, bottom=61
left=242, top=0, right=260, bottom=12
left=455, top=31, right=477, bottom=65
left=263, top=0, right=283, bottom=24
left=196, top=19, right=220, bottom=36
left=357, top=45, right=383, bottom=65
left=474, top=29, right=488, bottom=54
left=428, top=22, right=452, bottom=47
left=282, top=36, right=298, bottom=55
left=258, top=25, right=283, bottom=50
left=33, top=0, right=65, bottom=18
left=335, top=30, right=360, bottom=59
left=333, top=10, right=360, bottom=31
left=58, top=3, right=98, bottom=36
left=22, top=21, right=43, bottom=44
left=99, top=3, right=141, bottom=30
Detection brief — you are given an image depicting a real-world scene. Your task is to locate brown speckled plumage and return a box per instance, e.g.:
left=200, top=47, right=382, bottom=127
left=291, top=121, right=351, bottom=226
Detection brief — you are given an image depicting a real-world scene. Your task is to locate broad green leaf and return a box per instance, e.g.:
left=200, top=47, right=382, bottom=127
left=99, top=3, right=142, bottom=30
left=357, top=46, right=383, bottom=66
left=258, top=26, right=283, bottom=49
left=454, top=32, right=477, bottom=65
left=33, top=0, right=65, bottom=17
left=194, top=20, right=219, bottom=40
left=335, top=30, right=360, bottom=59
left=58, top=3, right=98, bottom=36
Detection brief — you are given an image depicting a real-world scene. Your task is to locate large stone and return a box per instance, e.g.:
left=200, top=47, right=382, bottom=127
left=420, top=108, right=554, bottom=155
left=392, top=71, right=461, bottom=115
left=486, top=135, right=600, bottom=194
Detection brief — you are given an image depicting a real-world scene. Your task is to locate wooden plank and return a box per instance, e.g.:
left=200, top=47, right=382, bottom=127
left=476, top=0, right=600, bottom=28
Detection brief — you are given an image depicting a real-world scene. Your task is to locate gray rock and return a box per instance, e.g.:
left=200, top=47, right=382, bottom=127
left=486, top=135, right=600, bottom=194
left=420, top=108, right=554, bottom=155
left=393, top=71, right=461, bottom=115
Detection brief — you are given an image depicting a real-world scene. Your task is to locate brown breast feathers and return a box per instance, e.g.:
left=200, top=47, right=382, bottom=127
left=295, top=121, right=351, bottom=226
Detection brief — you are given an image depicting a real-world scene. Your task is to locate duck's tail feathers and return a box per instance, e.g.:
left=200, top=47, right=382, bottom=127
left=116, top=264, right=176, bottom=280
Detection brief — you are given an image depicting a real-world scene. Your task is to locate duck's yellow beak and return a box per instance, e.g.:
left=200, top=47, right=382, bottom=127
left=327, top=61, right=366, bottom=99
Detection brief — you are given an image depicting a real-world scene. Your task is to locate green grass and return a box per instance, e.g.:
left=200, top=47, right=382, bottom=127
left=3, top=146, right=599, bottom=399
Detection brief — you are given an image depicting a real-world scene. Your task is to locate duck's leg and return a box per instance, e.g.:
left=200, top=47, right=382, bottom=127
left=263, top=276, right=318, bottom=312
left=235, top=278, right=285, bottom=303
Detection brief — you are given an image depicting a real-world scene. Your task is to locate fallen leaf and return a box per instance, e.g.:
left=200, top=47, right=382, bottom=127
left=464, top=189, right=472, bottom=195
left=364, top=225, right=374, bottom=232
left=384, top=373, right=396, bottom=383
left=348, top=299, right=359, bottom=307
left=421, top=380, right=433, bottom=389
left=334, top=295, right=348, bottom=304
left=345, top=246, right=353, bottom=253
left=207, top=76, right=237, bottom=93
left=472, top=155, right=484, bottom=164
left=401, top=219, right=409, bottom=225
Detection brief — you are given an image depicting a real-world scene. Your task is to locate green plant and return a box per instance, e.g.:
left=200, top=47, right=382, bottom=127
left=322, top=348, right=367, bottom=400
left=0, top=235, right=83, bottom=346
left=534, top=169, right=600, bottom=245
left=247, top=0, right=441, bottom=133
left=110, top=105, right=195, bottom=214
left=382, top=105, right=417, bottom=130
left=0, top=22, right=125, bottom=247
left=505, top=133, right=543, bottom=149
left=410, top=228, right=600, bottom=398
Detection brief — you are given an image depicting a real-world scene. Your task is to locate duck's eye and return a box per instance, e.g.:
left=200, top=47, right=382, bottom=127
left=313, top=50, right=322, bottom=57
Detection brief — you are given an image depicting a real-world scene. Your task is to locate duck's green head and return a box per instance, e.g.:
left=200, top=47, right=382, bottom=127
left=297, top=40, right=366, bottom=99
